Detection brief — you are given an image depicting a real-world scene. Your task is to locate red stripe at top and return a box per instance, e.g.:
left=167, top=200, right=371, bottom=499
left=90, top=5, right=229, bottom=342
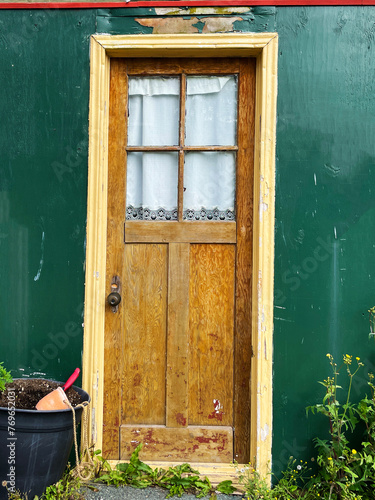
left=0, top=0, right=374, bottom=8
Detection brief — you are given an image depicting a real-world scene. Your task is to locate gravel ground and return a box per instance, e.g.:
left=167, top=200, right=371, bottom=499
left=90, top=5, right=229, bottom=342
left=82, top=484, right=245, bottom=499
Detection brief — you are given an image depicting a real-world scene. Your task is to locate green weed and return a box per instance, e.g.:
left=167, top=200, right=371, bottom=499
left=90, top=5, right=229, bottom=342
left=0, top=362, right=12, bottom=392
left=94, top=443, right=232, bottom=498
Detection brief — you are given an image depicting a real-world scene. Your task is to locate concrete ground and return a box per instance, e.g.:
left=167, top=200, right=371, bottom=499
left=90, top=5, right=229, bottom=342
left=82, top=483, right=245, bottom=499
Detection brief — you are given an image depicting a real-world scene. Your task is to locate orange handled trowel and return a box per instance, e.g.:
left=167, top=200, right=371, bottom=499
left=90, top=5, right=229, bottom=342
left=36, top=368, right=80, bottom=411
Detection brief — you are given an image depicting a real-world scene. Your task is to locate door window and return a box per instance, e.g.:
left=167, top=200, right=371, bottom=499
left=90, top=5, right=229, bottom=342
left=126, top=74, right=238, bottom=221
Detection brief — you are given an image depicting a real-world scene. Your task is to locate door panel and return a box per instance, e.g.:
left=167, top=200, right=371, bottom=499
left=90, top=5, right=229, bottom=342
left=123, top=244, right=168, bottom=425
left=120, top=425, right=233, bottom=462
left=189, top=244, right=235, bottom=427
left=104, top=57, right=255, bottom=463
left=166, top=243, right=189, bottom=428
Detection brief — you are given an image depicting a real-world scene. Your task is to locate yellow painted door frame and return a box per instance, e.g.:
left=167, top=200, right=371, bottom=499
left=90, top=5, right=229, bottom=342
left=83, top=33, right=278, bottom=482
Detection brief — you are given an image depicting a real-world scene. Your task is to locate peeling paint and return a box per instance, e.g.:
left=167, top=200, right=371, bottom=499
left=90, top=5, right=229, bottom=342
left=91, top=407, right=96, bottom=443
left=201, top=17, right=243, bottom=33
left=136, top=16, right=243, bottom=34
left=136, top=17, right=199, bottom=33
left=257, top=269, right=263, bottom=337
left=91, top=371, right=100, bottom=443
left=155, top=7, right=251, bottom=16
left=264, top=338, right=267, bottom=360
left=175, top=412, right=187, bottom=426
left=261, top=423, right=269, bottom=442
left=208, top=399, right=224, bottom=421
left=260, top=202, right=269, bottom=221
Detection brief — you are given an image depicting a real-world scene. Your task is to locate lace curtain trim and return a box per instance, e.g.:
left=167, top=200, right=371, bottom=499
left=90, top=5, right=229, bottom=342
left=126, top=206, right=235, bottom=221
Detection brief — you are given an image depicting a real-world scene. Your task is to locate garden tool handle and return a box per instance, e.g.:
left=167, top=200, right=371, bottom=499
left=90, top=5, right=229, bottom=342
left=63, top=368, right=80, bottom=391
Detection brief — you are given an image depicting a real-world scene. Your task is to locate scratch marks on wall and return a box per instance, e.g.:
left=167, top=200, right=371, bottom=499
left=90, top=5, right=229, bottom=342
left=282, top=7, right=309, bottom=36
left=33, top=230, right=45, bottom=282
left=364, top=20, right=375, bottom=48
left=324, top=163, right=341, bottom=177
left=333, top=10, right=348, bottom=35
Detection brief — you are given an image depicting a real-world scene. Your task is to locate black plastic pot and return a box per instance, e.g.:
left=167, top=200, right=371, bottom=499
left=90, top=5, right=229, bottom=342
left=0, top=383, right=90, bottom=500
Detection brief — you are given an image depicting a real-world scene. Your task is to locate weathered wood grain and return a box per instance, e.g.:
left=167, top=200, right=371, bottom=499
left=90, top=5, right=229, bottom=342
left=120, top=425, right=233, bottom=463
left=103, top=59, right=127, bottom=458
left=125, top=221, right=236, bottom=243
left=166, top=243, right=190, bottom=428
left=233, top=58, right=256, bottom=463
left=188, top=244, right=235, bottom=428
left=122, top=244, right=168, bottom=425
left=126, top=58, right=240, bottom=75
left=178, top=73, right=186, bottom=221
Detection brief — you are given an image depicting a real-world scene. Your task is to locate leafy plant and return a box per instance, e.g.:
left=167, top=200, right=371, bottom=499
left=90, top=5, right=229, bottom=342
left=305, top=353, right=375, bottom=499
left=272, top=458, right=312, bottom=499
left=94, top=444, right=235, bottom=498
left=236, top=458, right=312, bottom=500
left=216, top=479, right=236, bottom=495
left=236, top=464, right=271, bottom=499
left=4, top=445, right=236, bottom=499
left=36, top=471, right=84, bottom=500
left=5, top=468, right=85, bottom=500
left=234, top=353, right=375, bottom=500
left=0, top=361, right=12, bottom=392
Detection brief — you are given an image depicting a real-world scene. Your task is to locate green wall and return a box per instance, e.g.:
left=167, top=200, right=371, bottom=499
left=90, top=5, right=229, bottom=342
left=0, top=10, right=96, bottom=383
left=274, top=7, right=375, bottom=474
left=0, top=5, right=374, bottom=471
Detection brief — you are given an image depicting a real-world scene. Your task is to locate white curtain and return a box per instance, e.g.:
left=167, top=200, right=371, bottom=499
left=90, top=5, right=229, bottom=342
left=126, top=76, right=237, bottom=221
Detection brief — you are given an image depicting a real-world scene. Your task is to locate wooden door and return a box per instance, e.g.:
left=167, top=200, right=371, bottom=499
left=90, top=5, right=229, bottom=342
left=103, top=57, right=255, bottom=464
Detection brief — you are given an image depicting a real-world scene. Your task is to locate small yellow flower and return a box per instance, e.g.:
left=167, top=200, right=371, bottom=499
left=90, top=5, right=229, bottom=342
left=344, top=354, right=352, bottom=365
left=356, top=357, right=360, bottom=361
left=328, top=457, right=333, bottom=461
left=352, top=449, right=357, bottom=455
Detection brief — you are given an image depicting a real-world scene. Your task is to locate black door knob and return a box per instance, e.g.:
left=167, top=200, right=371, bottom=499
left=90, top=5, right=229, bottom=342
left=107, top=292, right=121, bottom=307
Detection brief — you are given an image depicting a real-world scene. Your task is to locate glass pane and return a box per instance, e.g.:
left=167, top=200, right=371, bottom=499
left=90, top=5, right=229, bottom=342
left=126, top=152, right=178, bottom=221
left=128, top=77, right=180, bottom=146
left=183, top=152, right=236, bottom=221
left=185, top=76, right=238, bottom=147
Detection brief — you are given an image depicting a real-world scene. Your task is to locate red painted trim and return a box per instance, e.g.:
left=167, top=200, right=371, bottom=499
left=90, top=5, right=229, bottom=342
left=0, top=0, right=374, bottom=8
